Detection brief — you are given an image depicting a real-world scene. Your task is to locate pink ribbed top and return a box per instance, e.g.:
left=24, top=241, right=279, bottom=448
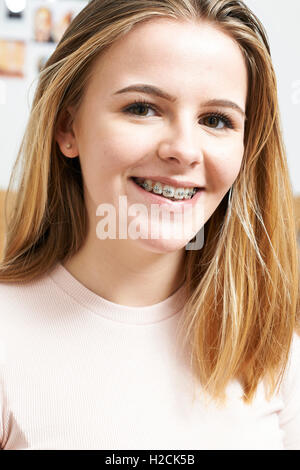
left=0, top=262, right=299, bottom=450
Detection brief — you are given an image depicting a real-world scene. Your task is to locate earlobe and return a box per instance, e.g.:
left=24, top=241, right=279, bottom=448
left=55, top=107, right=79, bottom=158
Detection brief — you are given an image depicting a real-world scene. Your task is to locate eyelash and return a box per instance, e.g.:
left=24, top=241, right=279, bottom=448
left=123, top=98, right=235, bottom=130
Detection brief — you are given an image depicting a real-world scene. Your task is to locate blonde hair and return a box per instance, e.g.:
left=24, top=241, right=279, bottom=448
left=0, top=0, right=299, bottom=405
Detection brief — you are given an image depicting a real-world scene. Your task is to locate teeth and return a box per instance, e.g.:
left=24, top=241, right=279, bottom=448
left=183, top=188, right=194, bottom=199
left=174, top=188, right=185, bottom=200
left=135, top=178, right=197, bottom=200
left=142, top=179, right=153, bottom=192
left=152, top=182, right=163, bottom=195
left=162, top=185, right=175, bottom=198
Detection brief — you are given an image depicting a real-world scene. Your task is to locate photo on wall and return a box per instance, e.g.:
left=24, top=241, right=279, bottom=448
left=0, top=39, right=25, bottom=78
left=33, top=5, right=74, bottom=43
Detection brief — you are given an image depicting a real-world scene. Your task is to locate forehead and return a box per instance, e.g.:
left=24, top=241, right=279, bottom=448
left=85, top=18, right=248, bottom=105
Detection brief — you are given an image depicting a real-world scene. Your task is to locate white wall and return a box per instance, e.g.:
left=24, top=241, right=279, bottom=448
left=245, top=0, right=300, bottom=195
left=0, top=0, right=299, bottom=194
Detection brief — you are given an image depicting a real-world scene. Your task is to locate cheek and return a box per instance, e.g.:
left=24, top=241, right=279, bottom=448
left=77, top=121, right=149, bottom=202
left=206, top=139, right=244, bottom=192
left=82, top=119, right=151, bottom=173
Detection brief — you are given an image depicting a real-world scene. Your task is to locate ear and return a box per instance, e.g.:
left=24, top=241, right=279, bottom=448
left=55, top=106, right=79, bottom=158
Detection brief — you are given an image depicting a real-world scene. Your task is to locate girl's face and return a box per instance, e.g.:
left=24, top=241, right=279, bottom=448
left=56, top=19, right=247, bottom=253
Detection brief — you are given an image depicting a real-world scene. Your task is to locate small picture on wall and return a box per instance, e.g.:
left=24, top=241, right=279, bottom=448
left=52, top=11, right=73, bottom=43
left=34, top=6, right=74, bottom=43
left=0, top=39, right=26, bottom=78
left=34, top=7, right=54, bottom=43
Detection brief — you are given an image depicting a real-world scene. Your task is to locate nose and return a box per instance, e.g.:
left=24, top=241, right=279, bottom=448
left=157, top=117, right=204, bottom=167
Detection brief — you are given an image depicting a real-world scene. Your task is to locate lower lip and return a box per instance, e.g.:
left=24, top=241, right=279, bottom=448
left=129, top=178, right=204, bottom=210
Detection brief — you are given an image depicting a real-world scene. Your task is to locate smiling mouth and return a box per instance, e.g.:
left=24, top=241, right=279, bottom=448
left=130, top=176, right=200, bottom=201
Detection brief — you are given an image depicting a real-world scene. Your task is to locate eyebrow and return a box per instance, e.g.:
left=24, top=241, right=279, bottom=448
left=113, top=83, right=246, bottom=119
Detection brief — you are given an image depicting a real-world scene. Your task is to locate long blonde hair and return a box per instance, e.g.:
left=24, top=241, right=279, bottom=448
left=0, top=0, right=299, bottom=404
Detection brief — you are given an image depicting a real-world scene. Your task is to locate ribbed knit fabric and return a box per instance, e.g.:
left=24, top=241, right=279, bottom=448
left=0, top=262, right=299, bottom=450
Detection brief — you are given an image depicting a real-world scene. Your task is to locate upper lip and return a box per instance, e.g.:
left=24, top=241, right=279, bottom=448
left=132, top=176, right=205, bottom=189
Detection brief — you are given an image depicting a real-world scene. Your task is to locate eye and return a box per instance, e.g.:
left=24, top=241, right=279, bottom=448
left=201, top=113, right=234, bottom=130
left=123, top=99, right=157, bottom=117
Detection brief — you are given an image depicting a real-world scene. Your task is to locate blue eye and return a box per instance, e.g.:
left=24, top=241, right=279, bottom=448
left=123, top=99, right=234, bottom=129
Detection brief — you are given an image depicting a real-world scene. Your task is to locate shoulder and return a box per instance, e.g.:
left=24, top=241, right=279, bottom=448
left=0, top=263, right=90, bottom=335
left=0, top=268, right=61, bottom=329
left=0, top=273, right=47, bottom=306
left=0, top=267, right=73, bottom=378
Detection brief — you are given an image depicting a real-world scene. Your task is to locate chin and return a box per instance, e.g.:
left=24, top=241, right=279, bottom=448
left=125, top=215, right=204, bottom=253
left=132, top=236, right=194, bottom=254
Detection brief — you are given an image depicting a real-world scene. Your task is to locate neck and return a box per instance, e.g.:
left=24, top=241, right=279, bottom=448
left=62, top=230, right=187, bottom=307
